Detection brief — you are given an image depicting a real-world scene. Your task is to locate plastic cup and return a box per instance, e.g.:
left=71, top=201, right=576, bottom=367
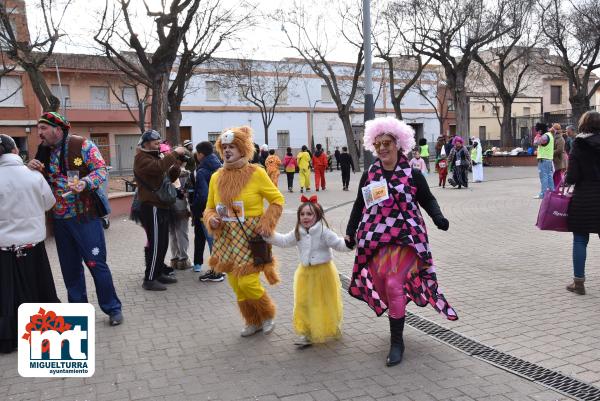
left=67, top=170, right=79, bottom=186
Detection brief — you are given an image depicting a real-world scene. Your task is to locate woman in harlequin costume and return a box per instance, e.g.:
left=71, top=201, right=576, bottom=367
left=345, top=116, right=457, bottom=367
left=203, top=126, right=285, bottom=337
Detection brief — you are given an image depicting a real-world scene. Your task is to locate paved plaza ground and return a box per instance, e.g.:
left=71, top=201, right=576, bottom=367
left=2, top=165, right=598, bottom=400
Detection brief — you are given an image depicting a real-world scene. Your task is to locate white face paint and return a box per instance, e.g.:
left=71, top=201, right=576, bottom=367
left=222, top=143, right=241, bottom=163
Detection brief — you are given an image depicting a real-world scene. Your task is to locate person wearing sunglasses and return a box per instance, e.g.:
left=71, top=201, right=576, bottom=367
left=345, top=116, right=456, bottom=367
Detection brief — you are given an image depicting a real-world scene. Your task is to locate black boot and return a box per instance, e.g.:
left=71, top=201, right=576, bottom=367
left=386, top=317, right=405, bottom=367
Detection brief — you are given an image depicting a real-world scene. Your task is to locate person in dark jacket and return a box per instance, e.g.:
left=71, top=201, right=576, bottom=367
left=259, top=144, right=269, bottom=166
left=338, top=146, right=355, bottom=191
left=133, top=130, right=185, bottom=291
left=251, top=143, right=260, bottom=164
left=447, top=137, right=471, bottom=189
left=564, top=111, right=600, bottom=295
left=191, top=141, right=225, bottom=282
left=334, top=147, right=341, bottom=170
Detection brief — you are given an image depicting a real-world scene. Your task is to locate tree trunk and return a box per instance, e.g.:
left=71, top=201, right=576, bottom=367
left=449, top=69, right=469, bottom=141
left=392, top=97, right=403, bottom=120
left=151, top=71, right=169, bottom=139
left=454, top=93, right=469, bottom=141
left=23, top=65, right=59, bottom=112
left=570, top=95, right=589, bottom=128
left=454, top=92, right=469, bottom=142
left=167, top=107, right=182, bottom=145
left=500, top=99, right=513, bottom=148
left=341, top=113, right=361, bottom=172
left=263, top=123, right=269, bottom=146
left=137, top=100, right=147, bottom=133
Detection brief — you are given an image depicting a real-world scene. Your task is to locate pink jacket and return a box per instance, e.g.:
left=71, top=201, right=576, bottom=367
left=410, top=157, right=427, bottom=171
left=283, top=154, right=298, bottom=172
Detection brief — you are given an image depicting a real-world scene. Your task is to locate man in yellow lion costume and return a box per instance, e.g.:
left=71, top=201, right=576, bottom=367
left=204, top=126, right=285, bottom=337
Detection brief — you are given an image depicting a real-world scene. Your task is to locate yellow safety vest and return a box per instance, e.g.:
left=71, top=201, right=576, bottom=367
left=537, top=133, right=554, bottom=160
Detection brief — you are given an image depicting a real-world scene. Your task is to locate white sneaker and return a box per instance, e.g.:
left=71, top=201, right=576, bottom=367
left=240, top=325, right=261, bottom=337
left=293, top=335, right=311, bottom=346
left=262, top=319, right=275, bottom=335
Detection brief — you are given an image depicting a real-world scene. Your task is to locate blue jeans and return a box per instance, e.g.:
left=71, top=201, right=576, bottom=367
left=53, top=217, right=122, bottom=316
left=538, top=159, right=554, bottom=197
left=573, top=232, right=589, bottom=278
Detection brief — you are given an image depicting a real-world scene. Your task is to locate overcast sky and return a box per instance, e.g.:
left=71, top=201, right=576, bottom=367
left=24, top=0, right=362, bottom=63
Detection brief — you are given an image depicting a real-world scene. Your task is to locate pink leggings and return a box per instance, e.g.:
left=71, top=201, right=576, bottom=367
left=367, top=246, right=419, bottom=319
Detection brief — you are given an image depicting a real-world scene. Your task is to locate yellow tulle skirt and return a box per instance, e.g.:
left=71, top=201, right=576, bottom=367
left=293, top=261, right=343, bottom=343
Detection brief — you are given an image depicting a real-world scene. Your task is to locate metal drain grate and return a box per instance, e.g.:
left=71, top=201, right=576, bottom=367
left=339, top=272, right=600, bottom=401
left=537, top=373, right=600, bottom=401
left=475, top=350, right=556, bottom=381
left=430, top=329, right=492, bottom=356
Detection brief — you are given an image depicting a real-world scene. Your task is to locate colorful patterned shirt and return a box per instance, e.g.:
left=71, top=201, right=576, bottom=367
left=47, top=137, right=107, bottom=219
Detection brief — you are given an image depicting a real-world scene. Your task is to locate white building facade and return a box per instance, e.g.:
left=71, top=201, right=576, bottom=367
left=179, top=58, right=440, bottom=154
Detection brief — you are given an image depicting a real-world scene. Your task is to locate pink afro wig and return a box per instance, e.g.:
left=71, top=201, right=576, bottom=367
left=363, top=116, right=416, bottom=156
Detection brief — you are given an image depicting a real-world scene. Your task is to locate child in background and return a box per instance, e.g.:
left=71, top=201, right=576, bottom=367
left=265, top=149, right=282, bottom=187
left=282, top=147, right=298, bottom=193
left=410, top=149, right=427, bottom=174
left=264, top=195, right=352, bottom=347
left=436, top=155, right=448, bottom=188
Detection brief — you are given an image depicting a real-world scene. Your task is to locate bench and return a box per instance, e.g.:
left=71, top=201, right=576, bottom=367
left=121, top=178, right=137, bottom=192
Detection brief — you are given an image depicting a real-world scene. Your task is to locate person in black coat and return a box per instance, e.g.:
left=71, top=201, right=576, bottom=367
left=564, top=111, right=600, bottom=295
left=338, top=146, right=355, bottom=191
left=334, top=147, right=341, bottom=170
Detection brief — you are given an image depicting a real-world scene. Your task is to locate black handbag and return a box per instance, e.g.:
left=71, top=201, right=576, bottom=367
left=234, top=211, right=272, bottom=265
left=134, top=173, right=177, bottom=206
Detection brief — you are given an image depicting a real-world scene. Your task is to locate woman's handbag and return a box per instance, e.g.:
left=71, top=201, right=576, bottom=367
left=134, top=173, right=177, bottom=206
left=234, top=210, right=272, bottom=265
left=536, top=183, right=572, bottom=232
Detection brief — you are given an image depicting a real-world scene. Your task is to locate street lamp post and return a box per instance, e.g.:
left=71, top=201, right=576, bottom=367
left=362, top=0, right=375, bottom=169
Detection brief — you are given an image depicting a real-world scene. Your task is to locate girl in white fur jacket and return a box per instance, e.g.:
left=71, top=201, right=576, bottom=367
left=265, top=195, right=352, bottom=346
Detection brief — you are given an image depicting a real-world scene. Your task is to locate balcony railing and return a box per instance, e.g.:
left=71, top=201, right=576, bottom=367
left=66, top=102, right=138, bottom=111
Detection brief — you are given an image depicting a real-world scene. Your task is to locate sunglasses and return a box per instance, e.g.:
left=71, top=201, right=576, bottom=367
left=373, top=139, right=395, bottom=150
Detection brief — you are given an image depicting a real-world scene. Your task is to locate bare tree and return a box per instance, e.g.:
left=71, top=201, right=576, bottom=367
left=415, top=78, right=452, bottom=136
left=219, top=58, right=299, bottom=145
left=108, top=78, right=150, bottom=133
left=471, top=0, right=538, bottom=147
left=0, top=0, right=70, bottom=111
left=373, top=3, right=432, bottom=119
left=393, top=0, right=513, bottom=140
left=279, top=0, right=364, bottom=171
left=166, top=0, right=255, bottom=144
left=94, top=0, right=202, bottom=142
left=539, top=0, right=600, bottom=124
